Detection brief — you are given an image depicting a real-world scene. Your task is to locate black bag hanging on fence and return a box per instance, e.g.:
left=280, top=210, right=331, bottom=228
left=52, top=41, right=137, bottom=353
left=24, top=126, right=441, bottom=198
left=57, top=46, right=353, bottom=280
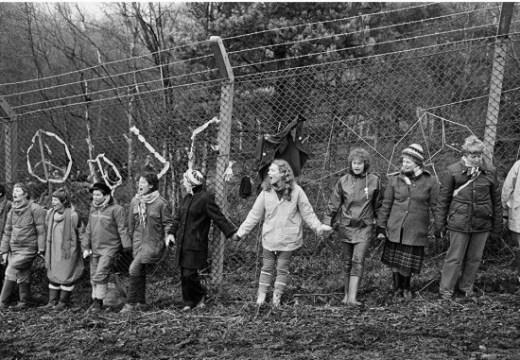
left=255, top=114, right=311, bottom=180
left=239, top=176, right=252, bottom=199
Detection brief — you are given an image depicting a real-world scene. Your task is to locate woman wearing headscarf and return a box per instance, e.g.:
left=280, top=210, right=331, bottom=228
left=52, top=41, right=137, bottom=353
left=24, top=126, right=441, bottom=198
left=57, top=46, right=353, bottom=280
left=377, top=144, right=438, bottom=302
left=43, top=188, right=84, bottom=311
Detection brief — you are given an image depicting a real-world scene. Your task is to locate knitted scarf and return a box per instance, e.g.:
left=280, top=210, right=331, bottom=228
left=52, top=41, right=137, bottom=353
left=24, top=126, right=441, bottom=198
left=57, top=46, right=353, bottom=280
left=135, top=190, right=160, bottom=225
left=401, top=166, right=423, bottom=185
left=46, top=208, right=74, bottom=259
left=92, top=195, right=111, bottom=211
left=461, top=156, right=480, bottom=178
left=12, top=198, right=29, bottom=211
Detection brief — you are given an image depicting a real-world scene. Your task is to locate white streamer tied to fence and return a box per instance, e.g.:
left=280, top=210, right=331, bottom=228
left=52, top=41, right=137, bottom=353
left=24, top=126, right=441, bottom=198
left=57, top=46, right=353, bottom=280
left=26, top=129, right=72, bottom=184
left=87, top=153, right=123, bottom=191
left=129, top=126, right=170, bottom=178
left=188, top=116, right=220, bottom=169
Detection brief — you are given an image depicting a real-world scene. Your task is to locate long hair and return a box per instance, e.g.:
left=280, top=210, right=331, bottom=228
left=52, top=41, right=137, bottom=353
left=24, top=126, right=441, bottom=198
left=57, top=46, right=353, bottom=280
left=261, top=159, right=295, bottom=201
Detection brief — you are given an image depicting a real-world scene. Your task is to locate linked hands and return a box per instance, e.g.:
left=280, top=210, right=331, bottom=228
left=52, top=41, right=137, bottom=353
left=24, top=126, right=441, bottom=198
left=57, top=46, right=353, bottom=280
left=82, top=249, right=92, bottom=259
left=165, top=234, right=175, bottom=247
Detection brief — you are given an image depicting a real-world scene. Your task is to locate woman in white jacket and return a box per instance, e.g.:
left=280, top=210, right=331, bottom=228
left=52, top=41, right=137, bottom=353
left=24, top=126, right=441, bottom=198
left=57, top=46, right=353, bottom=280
left=232, top=159, right=332, bottom=307
left=502, top=159, right=520, bottom=282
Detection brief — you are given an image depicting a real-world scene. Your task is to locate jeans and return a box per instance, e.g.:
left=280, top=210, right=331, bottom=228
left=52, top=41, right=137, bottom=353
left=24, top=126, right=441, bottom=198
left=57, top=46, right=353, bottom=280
left=439, top=231, right=488, bottom=295
left=259, top=249, right=293, bottom=294
left=342, top=241, right=370, bottom=278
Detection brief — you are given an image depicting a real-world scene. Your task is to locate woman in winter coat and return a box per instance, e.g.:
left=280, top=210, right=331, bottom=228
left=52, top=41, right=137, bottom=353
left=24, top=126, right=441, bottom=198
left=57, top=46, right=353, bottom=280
left=120, top=172, right=173, bottom=313
left=232, top=159, right=332, bottom=307
left=0, top=182, right=46, bottom=309
left=323, top=148, right=382, bottom=305
left=502, top=158, right=520, bottom=283
left=377, top=144, right=438, bottom=302
left=168, top=169, right=236, bottom=311
left=82, top=182, right=130, bottom=313
left=43, top=188, right=84, bottom=311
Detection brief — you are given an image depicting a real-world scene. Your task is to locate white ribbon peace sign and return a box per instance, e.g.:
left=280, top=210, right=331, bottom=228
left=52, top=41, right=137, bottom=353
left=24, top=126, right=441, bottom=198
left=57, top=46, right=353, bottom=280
left=26, top=130, right=72, bottom=184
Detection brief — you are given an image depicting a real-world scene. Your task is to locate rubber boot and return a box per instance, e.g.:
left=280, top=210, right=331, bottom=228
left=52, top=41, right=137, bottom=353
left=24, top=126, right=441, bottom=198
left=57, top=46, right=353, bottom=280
left=43, top=289, right=60, bottom=309
left=126, top=276, right=141, bottom=305
left=54, top=290, right=72, bottom=311
left=347, top=276, right=362, bottom=306
left=136, top=275, right=146, bottom=305
left=340, top=276, right=350, bottom=305
left=16, top=282, right=30, bottom=308
left=402, top=275, right=412, bottom=303
left=0, top=279, right=16, bottom=309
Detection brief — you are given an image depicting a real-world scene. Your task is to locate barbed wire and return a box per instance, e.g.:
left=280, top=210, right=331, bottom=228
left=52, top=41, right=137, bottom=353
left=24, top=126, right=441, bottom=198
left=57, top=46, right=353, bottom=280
left=227, top=5, right=500, bottom=58
left=223, top=2, right=440, bottom=41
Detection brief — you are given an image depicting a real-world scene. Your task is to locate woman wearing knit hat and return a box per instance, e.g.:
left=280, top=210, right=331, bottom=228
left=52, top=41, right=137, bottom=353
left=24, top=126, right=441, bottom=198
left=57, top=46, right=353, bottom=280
left=121, top=172, right=173, bottom=313
left=82, top=182, right=131, bottom=313
left=232, top=159, right=332, bottom=307
left=0, top=182, right=46, bottom=309
left=323, top=148, right=383, bottom=306
left=168, top=169, right=236, bottom=311
left=43, top=188, right=84, bottom=311
left=377, top=143, right=438, bottom=302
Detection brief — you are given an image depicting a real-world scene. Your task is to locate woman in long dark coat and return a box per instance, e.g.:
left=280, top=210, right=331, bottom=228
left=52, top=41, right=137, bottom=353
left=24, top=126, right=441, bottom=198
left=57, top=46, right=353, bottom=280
left=168, top=169, right=236, bottom=311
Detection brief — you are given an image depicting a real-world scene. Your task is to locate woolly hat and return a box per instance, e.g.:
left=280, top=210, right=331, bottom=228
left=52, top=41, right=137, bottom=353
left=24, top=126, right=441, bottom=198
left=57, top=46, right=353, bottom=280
left=183, top=169, right=204, bottom=187
left=401, top=143, right=425, bottom=165
left=90, top=182, right=111, bottom=195
left=52, top=188, right=71, bottom=208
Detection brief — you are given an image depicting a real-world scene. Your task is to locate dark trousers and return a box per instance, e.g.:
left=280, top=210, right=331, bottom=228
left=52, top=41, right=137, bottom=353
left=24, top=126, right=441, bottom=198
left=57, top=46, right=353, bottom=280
left=181, top=267, right=205, bottom=308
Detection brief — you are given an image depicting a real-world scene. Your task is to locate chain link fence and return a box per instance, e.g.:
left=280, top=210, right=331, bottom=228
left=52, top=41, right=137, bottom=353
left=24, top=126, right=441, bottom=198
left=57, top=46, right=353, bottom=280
left=1, top=12, right=520, bottom=304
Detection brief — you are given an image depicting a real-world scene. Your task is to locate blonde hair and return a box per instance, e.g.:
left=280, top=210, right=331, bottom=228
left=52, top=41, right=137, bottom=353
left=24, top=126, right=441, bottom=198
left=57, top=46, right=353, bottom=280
left=261, top=159, right=295, bottom=201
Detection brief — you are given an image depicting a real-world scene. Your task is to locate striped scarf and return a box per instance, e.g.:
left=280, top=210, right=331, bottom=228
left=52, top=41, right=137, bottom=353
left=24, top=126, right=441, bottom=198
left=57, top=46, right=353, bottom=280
left=135, top=190, right=160, bottom=225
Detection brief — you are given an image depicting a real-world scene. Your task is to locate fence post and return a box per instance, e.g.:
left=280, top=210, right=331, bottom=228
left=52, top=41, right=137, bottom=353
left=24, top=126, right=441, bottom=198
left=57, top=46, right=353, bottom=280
left=0, top=96, right=18, bottom=185
left=209, top=36, right=234, bottom=286
left=483, top=2, right=514, bottom=159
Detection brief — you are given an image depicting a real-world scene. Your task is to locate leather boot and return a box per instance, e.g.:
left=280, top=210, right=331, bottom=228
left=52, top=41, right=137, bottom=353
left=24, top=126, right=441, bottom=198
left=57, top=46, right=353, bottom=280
left=136, top=275, right=146, bottom=305
left=0, top=279, right=16, bottom=309
left=16, top=282, right=31, bottom=308
left=54, top=290, right=72, bottom=311
left=87, top=299, right=103, bottom=313
left=402, top=275, right=413, bottom=302
left=43, top=289, right=60, bottom=309
left=256, top=291, right=267, bottom=306
left=126, top=276, right=141, bottom=305
left=392, top=272, right=402, bottom=297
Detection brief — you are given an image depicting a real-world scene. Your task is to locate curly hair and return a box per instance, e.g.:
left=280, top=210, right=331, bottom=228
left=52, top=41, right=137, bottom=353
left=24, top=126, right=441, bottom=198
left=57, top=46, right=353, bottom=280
left=261, top=159, right=295, bottom=201
left=348, top=147, right=371, bottom=173
left=462, top=135, right=485, bottom=153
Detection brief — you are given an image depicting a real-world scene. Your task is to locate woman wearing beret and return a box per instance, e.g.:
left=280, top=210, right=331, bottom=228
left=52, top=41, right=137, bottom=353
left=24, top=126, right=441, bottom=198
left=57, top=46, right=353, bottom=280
left=377, top=144, right=438, bottom=302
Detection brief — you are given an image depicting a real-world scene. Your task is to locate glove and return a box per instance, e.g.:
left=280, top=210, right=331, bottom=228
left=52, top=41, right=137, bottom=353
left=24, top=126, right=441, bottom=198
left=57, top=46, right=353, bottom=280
left=37, top=250, right=45, bottom=258
left=1, top=253, right=7, bottom=264
left=433, top=225, right=446, bottom=238
left=82, top=249, right=92, bottom=259
left=165, top=234, right=175, bottom=247
left=231, top=233, right=241, bottom=242
left=375, top=226, right=387, bottom=239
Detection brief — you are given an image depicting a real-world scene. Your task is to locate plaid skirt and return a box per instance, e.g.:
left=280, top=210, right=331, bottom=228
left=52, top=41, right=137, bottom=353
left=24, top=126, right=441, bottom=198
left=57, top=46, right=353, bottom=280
left=381, top=240, right=424, bottom=274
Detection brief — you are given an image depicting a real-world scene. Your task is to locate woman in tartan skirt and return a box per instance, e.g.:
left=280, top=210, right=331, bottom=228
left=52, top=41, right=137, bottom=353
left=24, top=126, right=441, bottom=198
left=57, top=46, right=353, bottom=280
left=376, top=144, right=438, bottom=302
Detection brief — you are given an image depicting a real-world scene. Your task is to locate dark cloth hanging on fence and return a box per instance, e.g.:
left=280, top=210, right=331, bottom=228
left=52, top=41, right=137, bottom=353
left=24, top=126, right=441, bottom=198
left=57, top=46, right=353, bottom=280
left=255, top=115, right=311, bottom=180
